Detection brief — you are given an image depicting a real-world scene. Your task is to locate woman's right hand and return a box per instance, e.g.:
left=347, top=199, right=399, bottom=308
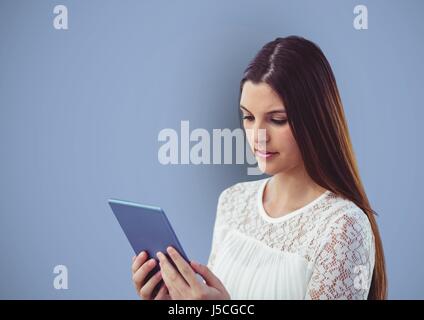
left=131, top=251, right=171, bottom=300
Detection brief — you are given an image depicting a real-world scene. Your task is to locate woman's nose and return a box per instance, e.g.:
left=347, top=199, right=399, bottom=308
left=253, top=126, right=269, bottom=146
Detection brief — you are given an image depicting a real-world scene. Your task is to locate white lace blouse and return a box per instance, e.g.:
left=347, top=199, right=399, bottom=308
left=207, top=177, right=375, bottom=300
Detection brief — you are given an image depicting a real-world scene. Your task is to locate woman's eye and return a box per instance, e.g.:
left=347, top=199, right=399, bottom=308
left=271, top=119, right=288, bottom=125
left=242, top=115, right=254, bottom=121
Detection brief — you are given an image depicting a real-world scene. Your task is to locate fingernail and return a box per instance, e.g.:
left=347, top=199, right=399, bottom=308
left=149, top=258, right=156, bottom=266
left=167, top=247, right=175, bottom=254
left=156, top=252, right=164, bottom=260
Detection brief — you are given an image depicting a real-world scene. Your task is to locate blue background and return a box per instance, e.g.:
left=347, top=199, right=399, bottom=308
left=0, top=0, right=423, bottom=299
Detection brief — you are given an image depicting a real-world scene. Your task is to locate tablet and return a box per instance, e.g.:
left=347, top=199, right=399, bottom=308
left=108, top=198, right=190, bottom=295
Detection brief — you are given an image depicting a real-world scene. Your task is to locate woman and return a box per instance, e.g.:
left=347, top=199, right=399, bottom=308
left=131, top=35, right=387, bottom=300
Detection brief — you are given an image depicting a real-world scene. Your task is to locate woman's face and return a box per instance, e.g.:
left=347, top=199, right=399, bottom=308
left=240, top=81, right=303, bottom=175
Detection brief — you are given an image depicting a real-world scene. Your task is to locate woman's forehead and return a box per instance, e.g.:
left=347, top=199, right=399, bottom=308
left=240, top=81, right=285, bottom=113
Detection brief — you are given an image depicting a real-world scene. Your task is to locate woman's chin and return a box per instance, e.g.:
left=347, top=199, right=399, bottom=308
left=256, top=158, right=279, bottom=175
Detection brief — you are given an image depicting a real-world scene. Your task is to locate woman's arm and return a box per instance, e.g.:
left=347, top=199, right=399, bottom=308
left=305, top=210, right=375, bottom=300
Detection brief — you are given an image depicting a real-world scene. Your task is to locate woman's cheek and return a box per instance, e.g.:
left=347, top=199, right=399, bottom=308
left=284, top=139, right=303, bottom=164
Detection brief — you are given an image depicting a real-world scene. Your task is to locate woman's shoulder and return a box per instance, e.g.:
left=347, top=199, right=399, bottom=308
left=324, top=193, right=372, bottom=227
left=218, top=177, right=267, bottom=202
left=215, top=178, right=268, bottom=215
left=318, top=192, right=375, bottom=249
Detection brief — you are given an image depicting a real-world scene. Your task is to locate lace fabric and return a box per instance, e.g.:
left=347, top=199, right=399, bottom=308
left=207, top=178, right=375, bottom=300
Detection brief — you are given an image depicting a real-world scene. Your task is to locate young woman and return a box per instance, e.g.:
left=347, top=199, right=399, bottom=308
left=131, top=36, right=387, bottom=300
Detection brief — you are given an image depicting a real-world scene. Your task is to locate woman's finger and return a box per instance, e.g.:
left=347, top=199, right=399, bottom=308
left=157, top=251, right=189, bottom=298
left=190, top=261, right=225, bottom=290
left=132, top=251, right=147, bottom=274
left=139, top=270, right=163, bottom=300
left=154, top=282, right=170, bottom=300
left=166, top=247, right=202, bottom=291
left=132, top=258, right=157, bottom=292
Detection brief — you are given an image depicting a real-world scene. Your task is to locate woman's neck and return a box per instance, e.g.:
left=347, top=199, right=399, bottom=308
left=263, top=163, right=327, bottom=216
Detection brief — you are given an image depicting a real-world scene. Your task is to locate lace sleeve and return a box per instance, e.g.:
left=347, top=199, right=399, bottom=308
left=304, top=210, right=375, bottom=300
left=206, top=186, right=232, bottom=270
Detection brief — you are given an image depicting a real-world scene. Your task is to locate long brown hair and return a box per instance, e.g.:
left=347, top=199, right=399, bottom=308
left=239, top=36, right=387, bottom=299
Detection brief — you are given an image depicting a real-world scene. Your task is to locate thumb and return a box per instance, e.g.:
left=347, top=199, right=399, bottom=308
left=190, top=261, right=225, bottom=290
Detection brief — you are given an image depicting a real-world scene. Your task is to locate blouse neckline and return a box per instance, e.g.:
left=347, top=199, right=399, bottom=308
left=257, top=177, right=331, bottom=223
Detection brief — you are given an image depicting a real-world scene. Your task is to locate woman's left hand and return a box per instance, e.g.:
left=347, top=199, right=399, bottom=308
left=156, top=246, right=231, bottom=300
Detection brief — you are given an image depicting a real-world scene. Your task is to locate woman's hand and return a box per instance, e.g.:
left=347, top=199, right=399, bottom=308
left=156, top=246, right=231, bottom=300
left=131, top=251, right=171, bottom=300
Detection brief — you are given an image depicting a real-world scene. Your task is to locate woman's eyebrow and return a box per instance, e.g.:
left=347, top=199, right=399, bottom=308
left=240, top=105, right=286, bottom=114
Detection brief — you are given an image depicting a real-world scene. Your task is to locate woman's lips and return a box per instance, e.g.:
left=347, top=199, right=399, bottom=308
left=255, top=150, right=278, bottom=159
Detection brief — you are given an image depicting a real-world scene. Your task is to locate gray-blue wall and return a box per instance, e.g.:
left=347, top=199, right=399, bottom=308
left=0, top=0, right=422, bottom=299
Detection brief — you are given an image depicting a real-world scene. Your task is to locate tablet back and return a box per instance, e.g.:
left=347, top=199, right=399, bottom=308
left=108, top=199, right=189, bottom=263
